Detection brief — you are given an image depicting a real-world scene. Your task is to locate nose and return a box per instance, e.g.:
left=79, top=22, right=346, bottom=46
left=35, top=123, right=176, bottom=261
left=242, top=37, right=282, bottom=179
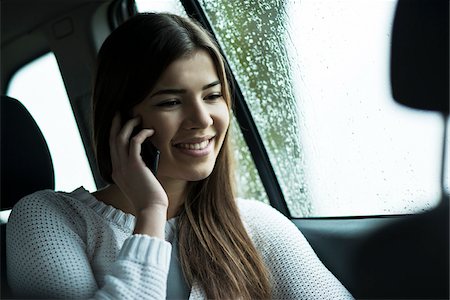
left=183, top=99, right=214, bottom=130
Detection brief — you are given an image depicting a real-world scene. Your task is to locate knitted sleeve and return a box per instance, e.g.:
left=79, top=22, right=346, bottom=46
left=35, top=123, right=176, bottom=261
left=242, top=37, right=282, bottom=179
left=6, top=192, right=171, bottom=299
left=239, top=199, right=354, bottom=300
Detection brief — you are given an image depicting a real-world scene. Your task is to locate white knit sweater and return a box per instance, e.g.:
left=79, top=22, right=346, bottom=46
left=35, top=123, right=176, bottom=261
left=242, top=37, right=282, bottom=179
left=6, top=187, right=353, bottom=299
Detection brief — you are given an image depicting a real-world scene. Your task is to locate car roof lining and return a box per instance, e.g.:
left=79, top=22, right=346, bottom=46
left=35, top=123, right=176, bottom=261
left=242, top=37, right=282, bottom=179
left=0, top=0, right=110, bottom=93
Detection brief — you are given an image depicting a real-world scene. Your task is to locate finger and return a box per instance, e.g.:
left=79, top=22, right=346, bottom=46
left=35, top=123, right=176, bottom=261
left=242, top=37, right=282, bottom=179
left=115, top=116, right=141, bottom=160
left=129, top=129, right=155, bottom=162
left=117, top=116, right=142, bottom=146
left=109, top=113, right=122, bottom=166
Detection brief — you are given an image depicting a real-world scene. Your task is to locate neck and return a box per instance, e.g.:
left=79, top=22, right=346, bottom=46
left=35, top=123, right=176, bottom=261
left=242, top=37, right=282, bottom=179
left=159, top=176, right=188, bottom=219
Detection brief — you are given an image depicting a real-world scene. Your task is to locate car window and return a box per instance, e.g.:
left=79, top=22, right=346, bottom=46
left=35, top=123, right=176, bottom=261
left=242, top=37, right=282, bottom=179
left=6, top=53, right=96, bottom=194
left=198, top=0, right=446, bottom=217
left=135, top=0, right=186, bottom=15
left=135, top=0, right=270, bottom=205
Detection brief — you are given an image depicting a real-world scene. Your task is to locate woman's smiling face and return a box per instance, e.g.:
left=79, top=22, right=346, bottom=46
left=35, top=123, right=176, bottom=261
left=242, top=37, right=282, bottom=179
left=132, top=49, right=230, bottom=182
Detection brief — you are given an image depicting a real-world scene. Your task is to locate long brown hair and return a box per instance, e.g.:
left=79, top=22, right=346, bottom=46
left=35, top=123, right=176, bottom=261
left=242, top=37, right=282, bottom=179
left=92, top=13, right=271, bottom=299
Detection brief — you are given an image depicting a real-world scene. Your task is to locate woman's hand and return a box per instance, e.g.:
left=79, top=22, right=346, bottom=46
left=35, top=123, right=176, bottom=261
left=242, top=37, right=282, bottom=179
left=109, top=113, right=168, bottom=238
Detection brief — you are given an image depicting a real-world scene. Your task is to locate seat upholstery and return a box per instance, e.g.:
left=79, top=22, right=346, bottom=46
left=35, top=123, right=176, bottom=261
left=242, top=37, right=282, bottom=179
left=1, top=95, right=55, bottom=210
left=0, top=95, right=55, bottom=298
left=390, top=0, right=449, bottom=113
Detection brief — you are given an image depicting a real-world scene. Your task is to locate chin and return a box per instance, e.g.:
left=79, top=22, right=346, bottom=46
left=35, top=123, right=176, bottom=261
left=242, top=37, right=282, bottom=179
left=159, top=166, right=214, bottom=182
left=183, top=169, right=214, bottom=181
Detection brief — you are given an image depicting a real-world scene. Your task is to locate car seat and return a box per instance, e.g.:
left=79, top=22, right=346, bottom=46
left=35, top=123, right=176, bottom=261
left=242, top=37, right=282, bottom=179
left=0, top=95, right=55, bottom=298
left=352, top=0, right=449, bottom=298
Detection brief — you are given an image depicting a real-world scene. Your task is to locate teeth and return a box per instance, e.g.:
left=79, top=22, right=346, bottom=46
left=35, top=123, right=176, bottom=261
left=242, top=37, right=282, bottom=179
left=177, top=140, right=209, bottom=150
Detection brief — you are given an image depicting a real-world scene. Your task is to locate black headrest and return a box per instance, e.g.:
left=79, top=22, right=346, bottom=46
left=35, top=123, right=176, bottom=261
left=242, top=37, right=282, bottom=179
left=1, top=95, right=55, bottom=210
left=391, top=0, right=449, bottom=113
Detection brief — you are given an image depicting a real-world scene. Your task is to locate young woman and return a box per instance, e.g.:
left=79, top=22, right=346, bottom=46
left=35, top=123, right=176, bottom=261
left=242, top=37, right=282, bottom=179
left=7, top=13, right=354, bottom=299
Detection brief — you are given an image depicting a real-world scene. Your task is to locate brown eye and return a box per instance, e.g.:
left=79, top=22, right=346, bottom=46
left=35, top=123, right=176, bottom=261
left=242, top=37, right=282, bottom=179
left=156, top=99, right=181, bottom=107
left=205, top=93, right=223, bottom=101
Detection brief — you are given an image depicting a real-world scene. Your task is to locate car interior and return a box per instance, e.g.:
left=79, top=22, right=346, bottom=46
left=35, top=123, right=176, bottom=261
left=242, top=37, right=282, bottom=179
left=1, top=0, right=449, bottom=299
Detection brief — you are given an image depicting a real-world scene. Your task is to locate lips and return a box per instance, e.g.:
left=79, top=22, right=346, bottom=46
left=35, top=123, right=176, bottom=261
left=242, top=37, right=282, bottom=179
left=173, top=135, right=214, bottom=146
left=173, top=136, right=215, bottom=157
left=176, top=139, right=210, bottom=150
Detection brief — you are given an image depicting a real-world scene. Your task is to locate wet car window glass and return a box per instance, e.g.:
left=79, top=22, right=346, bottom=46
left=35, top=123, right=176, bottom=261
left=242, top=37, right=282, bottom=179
left=6, top=53, right=97, bottom=195
left=136, top=0, right=270, bottom=205
left=199, top=0, right=445, bottom=217
left=230, top=116, right=269, bottom=205
left=135, top=0, right=186, bottom=15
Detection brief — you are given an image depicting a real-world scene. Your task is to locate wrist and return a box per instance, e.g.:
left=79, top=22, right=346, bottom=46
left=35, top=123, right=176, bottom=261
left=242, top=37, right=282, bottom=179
left=136, top=203, right=168, bottom=214
left=133, top=205, right=168, bottom=239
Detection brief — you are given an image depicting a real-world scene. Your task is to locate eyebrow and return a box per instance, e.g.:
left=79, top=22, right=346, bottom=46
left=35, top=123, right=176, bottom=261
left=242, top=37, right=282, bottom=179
left=150, top=80, right=221, bottom=98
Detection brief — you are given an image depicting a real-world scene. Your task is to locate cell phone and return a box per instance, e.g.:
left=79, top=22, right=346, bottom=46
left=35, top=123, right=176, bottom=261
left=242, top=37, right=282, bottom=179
left=123, top=113, right=160, bottom=175
left=139, top=132, right=160, bottom=176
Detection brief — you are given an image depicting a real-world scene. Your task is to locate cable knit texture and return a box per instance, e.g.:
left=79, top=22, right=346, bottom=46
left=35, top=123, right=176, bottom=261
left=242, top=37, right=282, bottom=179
left=6, top=187, right=353, bottom=299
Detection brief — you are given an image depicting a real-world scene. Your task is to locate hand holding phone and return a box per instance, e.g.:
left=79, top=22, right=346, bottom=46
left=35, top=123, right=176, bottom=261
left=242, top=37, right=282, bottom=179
left=110, top=113, right=167, bottom=238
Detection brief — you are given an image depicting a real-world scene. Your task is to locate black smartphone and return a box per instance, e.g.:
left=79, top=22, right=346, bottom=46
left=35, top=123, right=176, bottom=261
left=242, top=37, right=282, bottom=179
left=138, top=131, right=160, bottom=175
left=123, top=113, right=160, bottom=175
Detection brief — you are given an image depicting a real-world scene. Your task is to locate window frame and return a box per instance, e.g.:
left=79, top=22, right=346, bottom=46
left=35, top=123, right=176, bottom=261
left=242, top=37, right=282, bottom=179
left=5, top=51, right=97, bottom=193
